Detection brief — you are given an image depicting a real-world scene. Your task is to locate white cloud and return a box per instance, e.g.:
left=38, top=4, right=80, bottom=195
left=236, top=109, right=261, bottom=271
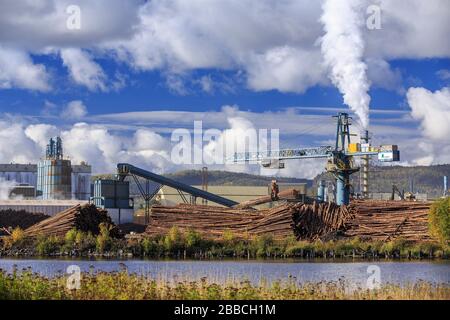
left=366, top=58, right=403, bottom=93
left=407, top=87, right=450, bottom=141
left=0, top=46, right=51, bottom=91
left=25, top=123, right=59, bottom=149
left=60, top=48, right=107, bottom=91
left=0, top=119, right=42, bottom=163
left=407, top=86, right=450, bottom=165
left=61, top=100, right=88, bottom=119
left=0, top=0, right=448, bottom=96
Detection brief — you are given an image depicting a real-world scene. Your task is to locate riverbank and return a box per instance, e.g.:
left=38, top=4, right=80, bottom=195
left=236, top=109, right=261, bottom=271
left=1, top=227, right=449, bottom=260
left=0, top=269, right=448, bottom=300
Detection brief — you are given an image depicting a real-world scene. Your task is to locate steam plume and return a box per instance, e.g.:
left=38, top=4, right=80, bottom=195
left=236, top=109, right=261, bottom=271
left=320, top=0, right=371, bottom=129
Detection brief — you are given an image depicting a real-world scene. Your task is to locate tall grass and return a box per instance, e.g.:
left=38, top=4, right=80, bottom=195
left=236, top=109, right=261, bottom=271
left=1, top=226, right=449, bottom=259
left=0, top=269, right=448, bottom=300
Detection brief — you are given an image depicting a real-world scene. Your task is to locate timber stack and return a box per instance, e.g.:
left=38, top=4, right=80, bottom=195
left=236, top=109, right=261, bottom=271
left=146, top=201, right=349, bottom=240
left=291, top=201, right=354, bottom=240
left=145, top=199, right=434, bottom=242
left=0, top=210, right=49, bottom=234
left=146, top=203, right=293, bottom=239
left=24, top=204, right=120, bottom=238
left=343, top=200, right=432, bottom=241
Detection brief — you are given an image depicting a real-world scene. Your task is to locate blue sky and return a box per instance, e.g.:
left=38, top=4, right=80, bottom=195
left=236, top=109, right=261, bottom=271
left=1, top=57, right=448, bottom=116
left=0, top=0, right=449, bottom=177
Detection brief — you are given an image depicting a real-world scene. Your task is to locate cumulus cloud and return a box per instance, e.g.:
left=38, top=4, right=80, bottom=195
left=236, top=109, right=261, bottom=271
left=0, top=119, right=43, bottom=163
left=25, top=123, right=59, bottom=149
left=60, top=100, right=88, bottom=119
left=407, top=87, right=450, bottom=141
left=0, top=0, right=449, bottom=95
left=60, top=48, right=107, bottom=91
left=0, top=46, right=51, bottom=91
left=407, top=86, right=450, bottom=165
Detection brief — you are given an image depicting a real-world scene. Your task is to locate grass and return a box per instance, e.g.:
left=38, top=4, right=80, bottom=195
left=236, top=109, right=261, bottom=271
left=0, top=269, right=448, bottom=300
left=1, top=226, right=450, bottom=259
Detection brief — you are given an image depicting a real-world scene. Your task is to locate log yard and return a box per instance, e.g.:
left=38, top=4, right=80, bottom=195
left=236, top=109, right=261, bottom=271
left=0, top=0, right=448, bottom=306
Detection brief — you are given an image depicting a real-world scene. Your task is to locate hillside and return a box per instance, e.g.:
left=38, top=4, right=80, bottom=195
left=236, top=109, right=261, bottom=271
left=313, top=164, right=450, bottom=198
left=93, top=170, right=311, bottom=197
left=93, top=164, right=449, bottom=199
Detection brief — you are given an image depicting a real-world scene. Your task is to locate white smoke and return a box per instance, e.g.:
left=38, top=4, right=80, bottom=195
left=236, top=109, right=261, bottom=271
left=0, top=178, right=16, bottom=200
left=320, top=0, right=371, bottom=129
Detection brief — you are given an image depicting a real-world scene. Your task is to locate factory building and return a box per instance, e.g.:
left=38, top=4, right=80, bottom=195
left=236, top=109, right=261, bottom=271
left=0, top=137, right=91, bottom=200
left=154, top=183, right=308, bottom=207
left=0, top=164, right=37, bottom=187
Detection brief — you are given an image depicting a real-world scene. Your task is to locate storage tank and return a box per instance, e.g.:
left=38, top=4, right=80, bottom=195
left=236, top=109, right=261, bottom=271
left=37, top=137, right=72, bottom=200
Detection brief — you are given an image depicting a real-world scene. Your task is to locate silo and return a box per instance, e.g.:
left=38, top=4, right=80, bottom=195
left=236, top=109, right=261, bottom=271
left=37, top=137, right=72, bottom=200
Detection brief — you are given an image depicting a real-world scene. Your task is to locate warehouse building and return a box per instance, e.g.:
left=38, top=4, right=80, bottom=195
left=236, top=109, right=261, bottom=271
left=154, top=182, right=308, bottom=207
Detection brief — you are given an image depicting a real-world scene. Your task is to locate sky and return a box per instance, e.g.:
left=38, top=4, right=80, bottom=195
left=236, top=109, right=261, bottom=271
left=0, top=0, right=449, bottom=178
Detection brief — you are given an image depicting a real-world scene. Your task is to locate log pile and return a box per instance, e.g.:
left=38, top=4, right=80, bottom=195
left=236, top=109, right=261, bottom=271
left=23, top=204, right=120, bottom=238
left=0, top=210, right=49, bottom=235
left=146, top=201, right=350, bottom=240
left=291, top=202, right=354, bottom=240
left=343, top=200, right=432, bottom=241
left=145, top=200, right=433, bottom=242
left=146, top=203, right=293, bottom=239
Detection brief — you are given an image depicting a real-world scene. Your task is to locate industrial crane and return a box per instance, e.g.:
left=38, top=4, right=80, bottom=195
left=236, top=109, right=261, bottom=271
left=228, top=112, right=400, bottom=205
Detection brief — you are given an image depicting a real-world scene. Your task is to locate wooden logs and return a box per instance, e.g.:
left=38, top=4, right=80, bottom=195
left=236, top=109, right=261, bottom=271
left=343, top=200, right=432, bottom=241
left=23, top=204, right=120, bottom=238
left=0, top=210, right=49, bottom=231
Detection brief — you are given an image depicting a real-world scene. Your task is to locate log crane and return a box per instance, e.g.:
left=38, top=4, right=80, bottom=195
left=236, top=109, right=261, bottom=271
left=227, top=112, right=400, bottom=205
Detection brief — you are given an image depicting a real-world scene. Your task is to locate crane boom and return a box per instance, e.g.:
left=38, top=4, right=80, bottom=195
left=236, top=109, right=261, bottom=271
left=225, top=112, right=400, bottom=205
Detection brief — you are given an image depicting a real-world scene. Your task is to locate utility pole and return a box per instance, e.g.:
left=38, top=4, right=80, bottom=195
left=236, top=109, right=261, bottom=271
left=361, top=130, right=370, bottom=199
left=202, top=167, right=208, bottom=205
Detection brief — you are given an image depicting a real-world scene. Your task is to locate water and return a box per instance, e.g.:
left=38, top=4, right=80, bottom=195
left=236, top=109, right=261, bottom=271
left=0, top=258, right=448, bottom=287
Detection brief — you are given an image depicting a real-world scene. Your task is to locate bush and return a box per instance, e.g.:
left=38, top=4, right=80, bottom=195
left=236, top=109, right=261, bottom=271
left=163, top=226, right=182, bottom=252
left=429, top=197, right=450, bottom=244
left=96, top=223, right=114, bottom=253
left=64, top=228, right=77, bottom=247
left=36, top=235, right=60, bottom=255
left=185, top=230, right=201, bottom=249
left=2, top=227, right=25, bottom=249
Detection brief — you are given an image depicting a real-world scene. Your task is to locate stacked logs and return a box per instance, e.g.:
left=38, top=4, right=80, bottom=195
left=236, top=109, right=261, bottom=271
left=291, top=202, right=354, bottom=240
left=0, top=210, right=49, bottom=233
left=24, top=204, right=120, bottom=238
left=343, top=200, right=432, bottom=241
left=146, top=203, right=293, bottom=239
left=146, top=201, right=350, bottom=240
left=145, top=200, right=433, bottom=242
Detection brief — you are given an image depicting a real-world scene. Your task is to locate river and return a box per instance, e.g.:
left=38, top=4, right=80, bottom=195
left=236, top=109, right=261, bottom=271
left=0, top=258, right=448, bottom=287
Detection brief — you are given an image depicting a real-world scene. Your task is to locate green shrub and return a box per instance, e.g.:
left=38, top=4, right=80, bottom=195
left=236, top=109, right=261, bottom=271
left=185, top=230, right=201, bottom=249
left=36, top=235, right=60, bottom=255
left=164, top=226, right=182, bottom=252
left=429, top=197, right=450, bottom=244
left=96, top=223, right=114, bottom=252
left=64, top=228, right=77, bottom=248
